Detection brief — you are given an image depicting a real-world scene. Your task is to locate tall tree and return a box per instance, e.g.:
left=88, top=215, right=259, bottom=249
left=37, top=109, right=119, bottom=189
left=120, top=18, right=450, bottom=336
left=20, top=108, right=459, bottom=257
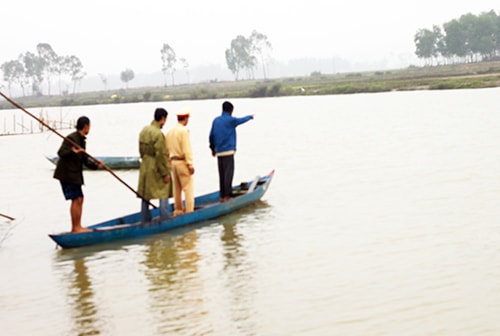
left=21, top=51, right=44, bottom=95
left=225, top=35, right=255, bottom=80
left=471, top=11, right=498, bottom=59
left=459, top=13, right=481, bottom=62
left=495, top=12, right=500, bottom=54
left=36, top=43, right=58, bottom=95
left=15, top=55, right=29, bottom=96
left=63, top=55, right=85, bottom=94
left=120, top=68, right=135, bottom=89
left=249, top=30, right=272, bottom=79
left=414, top=26, right=442, bottom=65
left=443, top=19, right=469, bottom=62
left=55, top=55, right=68, bottom=94
left=160, top=43, right=176, bottom=86
left=1, top=59, right=24, bottom=96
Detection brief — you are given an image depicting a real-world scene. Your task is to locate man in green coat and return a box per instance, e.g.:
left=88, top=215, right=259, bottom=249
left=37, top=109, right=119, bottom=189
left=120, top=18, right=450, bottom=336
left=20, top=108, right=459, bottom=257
left=137, top=108, right=172, bottom=223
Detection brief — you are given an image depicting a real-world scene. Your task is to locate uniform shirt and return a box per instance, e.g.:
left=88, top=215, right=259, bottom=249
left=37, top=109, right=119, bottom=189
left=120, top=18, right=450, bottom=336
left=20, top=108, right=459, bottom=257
left=165, top=123, right=193, bottom=168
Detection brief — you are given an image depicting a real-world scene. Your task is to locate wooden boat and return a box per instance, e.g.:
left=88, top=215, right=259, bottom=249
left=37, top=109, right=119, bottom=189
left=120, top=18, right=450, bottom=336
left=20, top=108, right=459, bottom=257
left=49, top=170, right=274, bottom=249
left=46, top=155, right=140, bottom=170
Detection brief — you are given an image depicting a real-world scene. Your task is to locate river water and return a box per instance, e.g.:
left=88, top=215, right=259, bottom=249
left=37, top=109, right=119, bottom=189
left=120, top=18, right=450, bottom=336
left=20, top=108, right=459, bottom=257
left=1, top=88, right=500, bottom=335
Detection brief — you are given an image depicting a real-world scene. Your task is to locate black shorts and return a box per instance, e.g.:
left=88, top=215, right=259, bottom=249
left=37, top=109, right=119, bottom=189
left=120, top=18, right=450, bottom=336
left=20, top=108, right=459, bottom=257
left=60, top=182, right=83, bottom=200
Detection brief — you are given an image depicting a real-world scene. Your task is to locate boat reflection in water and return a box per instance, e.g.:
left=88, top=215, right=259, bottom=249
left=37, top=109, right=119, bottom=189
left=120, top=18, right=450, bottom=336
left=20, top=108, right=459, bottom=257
left=140, top=200, right=271, bottom=335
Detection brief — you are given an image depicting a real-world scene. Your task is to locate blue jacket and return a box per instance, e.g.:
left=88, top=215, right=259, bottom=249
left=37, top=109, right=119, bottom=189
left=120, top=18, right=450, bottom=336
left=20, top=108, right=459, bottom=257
left=209, top=111, right=253, bottom=154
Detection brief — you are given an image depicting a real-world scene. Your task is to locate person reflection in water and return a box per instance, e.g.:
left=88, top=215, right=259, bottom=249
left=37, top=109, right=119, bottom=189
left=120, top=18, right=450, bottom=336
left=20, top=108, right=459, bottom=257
left=68, top=258, right=100, bottom=335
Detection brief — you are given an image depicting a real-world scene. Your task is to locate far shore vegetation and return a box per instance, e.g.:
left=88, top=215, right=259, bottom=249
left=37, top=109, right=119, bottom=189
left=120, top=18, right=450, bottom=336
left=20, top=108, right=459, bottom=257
left=1, top=60, right=499, bottom=110
left=1, top=10, right=499, bottom=109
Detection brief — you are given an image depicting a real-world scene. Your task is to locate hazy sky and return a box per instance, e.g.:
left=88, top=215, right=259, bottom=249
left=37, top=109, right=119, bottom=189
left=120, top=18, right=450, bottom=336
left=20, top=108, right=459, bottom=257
left=2, top=1, right=499, bottom=76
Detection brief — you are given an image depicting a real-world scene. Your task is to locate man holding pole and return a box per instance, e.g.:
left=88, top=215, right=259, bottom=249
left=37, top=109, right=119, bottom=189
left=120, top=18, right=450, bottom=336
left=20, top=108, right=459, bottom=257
left=53, top=116, right=102, bottom=233
left=0, top=92, right=149, bottom=230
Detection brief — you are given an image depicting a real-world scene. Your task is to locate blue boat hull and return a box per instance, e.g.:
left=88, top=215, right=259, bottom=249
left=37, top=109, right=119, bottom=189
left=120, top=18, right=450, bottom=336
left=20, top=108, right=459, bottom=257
left=49, top=170, right=274, bottom=249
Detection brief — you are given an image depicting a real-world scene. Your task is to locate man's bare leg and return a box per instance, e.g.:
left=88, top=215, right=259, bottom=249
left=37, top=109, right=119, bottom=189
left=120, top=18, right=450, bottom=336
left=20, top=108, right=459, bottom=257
left=70, top=197, right=89, bottom=233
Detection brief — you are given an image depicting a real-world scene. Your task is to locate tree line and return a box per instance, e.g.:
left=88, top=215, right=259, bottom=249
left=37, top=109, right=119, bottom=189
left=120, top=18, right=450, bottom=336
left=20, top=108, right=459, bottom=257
left=0, top=43, right=85, bottom=97
left=414, top=10, right=500, bottom=65
left=0, top=29, right=272, bottom=97
left=4, top=10, right=499, bottom=98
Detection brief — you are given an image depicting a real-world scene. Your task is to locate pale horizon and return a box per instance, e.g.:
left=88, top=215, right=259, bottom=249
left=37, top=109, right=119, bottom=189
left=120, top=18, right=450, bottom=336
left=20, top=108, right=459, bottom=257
left=2, top=1, right=498, bottom=79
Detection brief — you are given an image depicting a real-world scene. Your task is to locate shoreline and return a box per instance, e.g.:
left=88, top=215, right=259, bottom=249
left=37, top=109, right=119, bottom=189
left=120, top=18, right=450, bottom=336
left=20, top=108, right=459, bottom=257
left=1, top=61, right=499, bottom=110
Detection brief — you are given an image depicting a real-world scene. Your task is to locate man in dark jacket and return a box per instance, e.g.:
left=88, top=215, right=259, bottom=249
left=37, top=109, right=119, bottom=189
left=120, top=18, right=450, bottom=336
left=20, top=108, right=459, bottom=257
left=53, top=116, right=101, bottom=232
left=209, top=101, right=254, bottom=202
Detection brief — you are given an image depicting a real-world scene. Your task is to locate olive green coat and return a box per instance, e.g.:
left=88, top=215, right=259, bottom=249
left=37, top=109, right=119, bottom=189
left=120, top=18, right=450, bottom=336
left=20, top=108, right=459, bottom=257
left=137, top=121, right=172, bottom=200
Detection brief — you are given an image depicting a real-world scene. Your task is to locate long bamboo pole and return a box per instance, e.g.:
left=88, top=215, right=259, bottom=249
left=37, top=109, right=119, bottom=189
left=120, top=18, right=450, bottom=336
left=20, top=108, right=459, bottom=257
left=0, top=213, right=15, bottom=221
left=0, top=91, right=157, bottom=209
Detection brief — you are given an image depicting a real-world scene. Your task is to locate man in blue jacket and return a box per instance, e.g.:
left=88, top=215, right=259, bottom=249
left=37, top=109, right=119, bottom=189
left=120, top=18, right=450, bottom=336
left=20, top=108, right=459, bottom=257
left=209, top=101, right=254, bottom=202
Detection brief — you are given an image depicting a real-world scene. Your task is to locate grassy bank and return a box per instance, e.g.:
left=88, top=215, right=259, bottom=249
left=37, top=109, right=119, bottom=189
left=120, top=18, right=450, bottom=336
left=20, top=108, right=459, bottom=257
left=1, top=61, right=500, bottom=110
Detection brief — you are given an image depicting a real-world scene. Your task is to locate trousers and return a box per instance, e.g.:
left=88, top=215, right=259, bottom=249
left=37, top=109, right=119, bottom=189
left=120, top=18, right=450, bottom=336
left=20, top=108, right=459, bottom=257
left=217, top=154, right=234, bottom=198
left=141, top=198, right=169, bottom=223
left=171, top=160, right=194, bottom=215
